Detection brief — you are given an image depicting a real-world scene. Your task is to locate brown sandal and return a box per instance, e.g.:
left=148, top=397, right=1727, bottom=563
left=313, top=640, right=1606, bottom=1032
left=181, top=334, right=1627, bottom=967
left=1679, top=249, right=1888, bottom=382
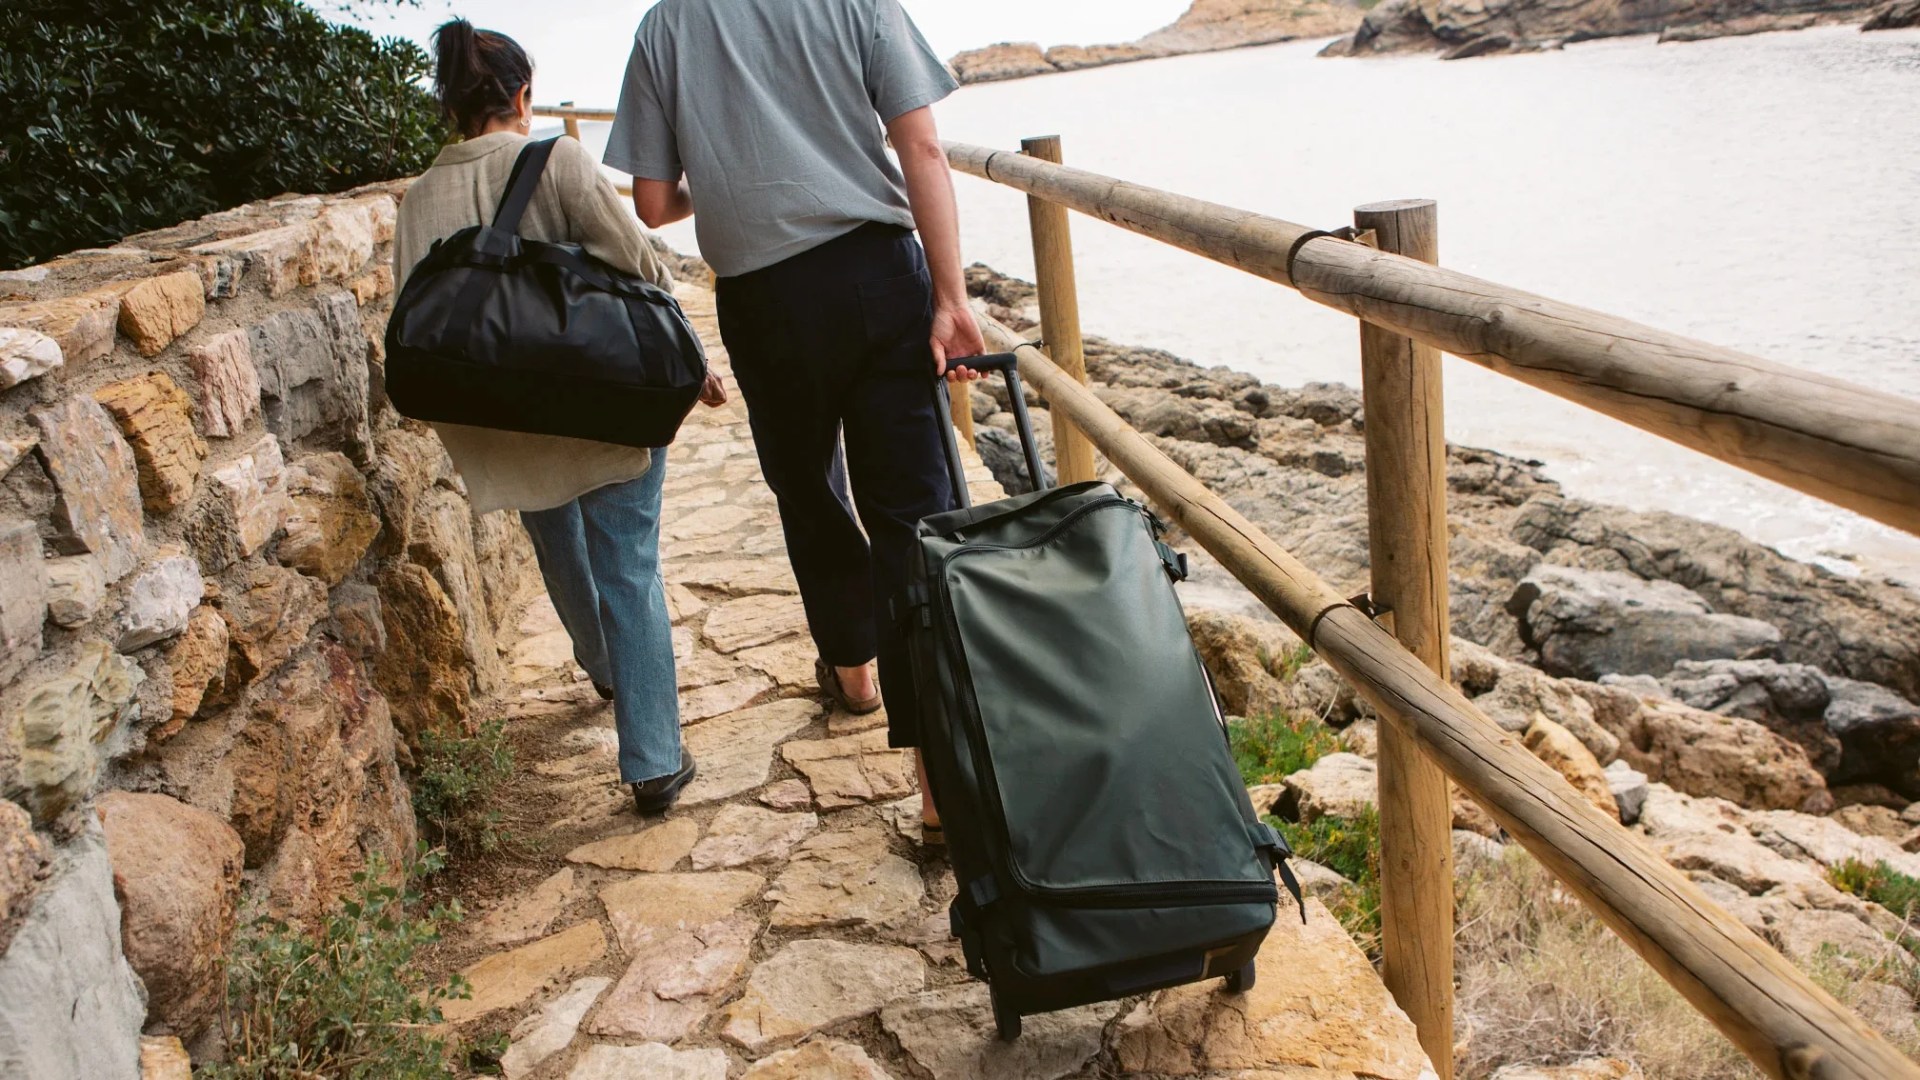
left=815, top=659, right=883, bottom=715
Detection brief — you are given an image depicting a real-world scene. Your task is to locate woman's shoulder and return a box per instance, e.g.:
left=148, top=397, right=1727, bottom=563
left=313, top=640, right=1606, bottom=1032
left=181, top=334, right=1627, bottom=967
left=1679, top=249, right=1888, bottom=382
left=542, top=135, right=602, bottom=180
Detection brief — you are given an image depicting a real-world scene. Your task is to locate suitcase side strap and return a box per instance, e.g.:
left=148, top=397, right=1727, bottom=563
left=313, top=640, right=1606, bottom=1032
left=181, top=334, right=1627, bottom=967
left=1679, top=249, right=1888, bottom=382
left=1250, top=821, right=1307, bottom=924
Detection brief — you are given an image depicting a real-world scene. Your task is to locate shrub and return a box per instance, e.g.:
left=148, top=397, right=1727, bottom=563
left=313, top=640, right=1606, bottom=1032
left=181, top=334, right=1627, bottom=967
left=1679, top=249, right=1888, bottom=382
left=1231, top=710, right=1343, bottom=786
left=0, top=0, right=443, bottom=269
left=1830, top=857, right=1920, bottom=920
left=206, top=849, right=468, bottom=1080
left=414, top=717, right=515, bottom=856
left=1275, top=807, right=1382, bottom=954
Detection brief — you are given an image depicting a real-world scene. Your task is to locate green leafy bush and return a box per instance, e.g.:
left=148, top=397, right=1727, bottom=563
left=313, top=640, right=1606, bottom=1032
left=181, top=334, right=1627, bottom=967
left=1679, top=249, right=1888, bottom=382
left=0, top=0, right=443, bottom=269
left=1830, top=857, right=1920, bottom=920
left=1230, top=710, right=1344, bottom=787
left=1275, top=807, right=1383, bottom=953
left=414, top=717, right=515, bottom=856
left=206, top=849, right=467, bottom=1080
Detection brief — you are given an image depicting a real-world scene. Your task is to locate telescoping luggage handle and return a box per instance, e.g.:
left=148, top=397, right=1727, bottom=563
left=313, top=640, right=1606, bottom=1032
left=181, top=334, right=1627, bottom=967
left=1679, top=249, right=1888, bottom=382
left=934, top=352, right=1045, bottom=511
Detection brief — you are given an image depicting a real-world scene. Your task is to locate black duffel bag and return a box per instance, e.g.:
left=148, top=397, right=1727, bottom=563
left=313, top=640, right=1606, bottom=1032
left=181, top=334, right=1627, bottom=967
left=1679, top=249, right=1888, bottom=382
left=385, top=137, right=706, bottom=449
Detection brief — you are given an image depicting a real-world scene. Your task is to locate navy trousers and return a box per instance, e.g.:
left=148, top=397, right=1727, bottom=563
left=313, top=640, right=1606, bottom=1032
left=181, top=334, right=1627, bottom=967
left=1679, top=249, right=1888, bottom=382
left=715, top=223, right=956, bottom=748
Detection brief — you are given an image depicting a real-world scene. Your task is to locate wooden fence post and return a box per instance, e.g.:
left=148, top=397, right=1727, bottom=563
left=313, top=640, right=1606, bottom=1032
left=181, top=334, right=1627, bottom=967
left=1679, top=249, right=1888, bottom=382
left=1021, top=136, right=1096, bottom=485
left=560, top=101, right=581, bottom=141
left=1356, top=199, right=1455, bottom=1079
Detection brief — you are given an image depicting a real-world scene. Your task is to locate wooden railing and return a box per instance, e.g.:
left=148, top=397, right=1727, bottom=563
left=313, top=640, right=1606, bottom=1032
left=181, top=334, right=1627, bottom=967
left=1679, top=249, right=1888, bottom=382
left=952, top=136, right=1920, bottom=1080
left=538, top=100, right=1920, bottom=1078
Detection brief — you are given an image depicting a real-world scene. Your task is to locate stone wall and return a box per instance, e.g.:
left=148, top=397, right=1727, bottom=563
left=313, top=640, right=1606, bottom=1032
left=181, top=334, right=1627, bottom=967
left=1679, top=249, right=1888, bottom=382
left=0, top=183, right=540, bottom=1075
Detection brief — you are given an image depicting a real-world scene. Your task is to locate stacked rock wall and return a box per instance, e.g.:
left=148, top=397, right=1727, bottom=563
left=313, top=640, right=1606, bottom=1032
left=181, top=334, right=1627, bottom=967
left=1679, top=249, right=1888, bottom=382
left=0, top=183, right=539, bottom=1075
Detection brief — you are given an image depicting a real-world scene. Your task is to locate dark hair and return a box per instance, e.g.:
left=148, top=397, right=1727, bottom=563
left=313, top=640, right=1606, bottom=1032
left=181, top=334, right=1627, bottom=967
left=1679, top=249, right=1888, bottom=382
left=430, top=18, right=533, bottom=138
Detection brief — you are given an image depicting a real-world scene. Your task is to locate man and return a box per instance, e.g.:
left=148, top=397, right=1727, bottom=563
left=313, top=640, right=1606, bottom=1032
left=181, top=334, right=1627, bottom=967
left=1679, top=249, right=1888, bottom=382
left=606, top=0, right=985, bottom=835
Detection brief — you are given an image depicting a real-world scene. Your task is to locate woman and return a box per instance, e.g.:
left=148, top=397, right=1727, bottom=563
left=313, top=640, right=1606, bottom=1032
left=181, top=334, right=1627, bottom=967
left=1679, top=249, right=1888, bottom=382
left=394, top=19, right=722, bottom=814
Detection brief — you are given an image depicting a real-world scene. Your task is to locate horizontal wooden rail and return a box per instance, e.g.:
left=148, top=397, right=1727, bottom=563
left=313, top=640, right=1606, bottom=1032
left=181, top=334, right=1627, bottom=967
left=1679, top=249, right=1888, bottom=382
left=977, top=315, right=1920, bottom=1080
left=948, top=142, right=1920, bottom=538
left=532, top=104, right=618, bottom=122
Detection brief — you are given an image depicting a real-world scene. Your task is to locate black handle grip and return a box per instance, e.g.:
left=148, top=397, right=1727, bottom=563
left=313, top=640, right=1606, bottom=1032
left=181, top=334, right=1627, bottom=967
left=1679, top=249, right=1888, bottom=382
left=949, top=351, right=1019, bottom=376
left=933, top=352, right=1045, bottom=509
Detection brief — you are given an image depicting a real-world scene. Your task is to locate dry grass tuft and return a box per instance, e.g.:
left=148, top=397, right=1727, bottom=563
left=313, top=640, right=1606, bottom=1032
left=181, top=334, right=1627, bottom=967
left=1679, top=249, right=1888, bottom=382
left=1454, top=846, right=1920, bottom=1079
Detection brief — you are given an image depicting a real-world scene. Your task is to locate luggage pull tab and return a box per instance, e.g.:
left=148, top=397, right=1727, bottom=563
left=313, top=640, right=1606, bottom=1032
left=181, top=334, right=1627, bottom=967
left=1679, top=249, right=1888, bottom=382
left=1155, top=540, right=1189, bottom=583
left=1250, top=821, right=1307, bottom=924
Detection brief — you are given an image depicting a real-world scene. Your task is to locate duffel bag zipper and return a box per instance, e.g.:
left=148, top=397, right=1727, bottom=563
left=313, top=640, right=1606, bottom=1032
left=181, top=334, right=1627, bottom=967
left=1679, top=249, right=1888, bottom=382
left=1029, top=878, right=1279, bottom=910
left=933, top=499, right=1273, bottom=910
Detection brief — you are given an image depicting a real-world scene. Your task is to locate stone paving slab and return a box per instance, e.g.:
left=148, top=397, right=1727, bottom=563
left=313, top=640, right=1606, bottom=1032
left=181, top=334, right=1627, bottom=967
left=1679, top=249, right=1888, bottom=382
left=435, top=281, right=1434, bottom=1079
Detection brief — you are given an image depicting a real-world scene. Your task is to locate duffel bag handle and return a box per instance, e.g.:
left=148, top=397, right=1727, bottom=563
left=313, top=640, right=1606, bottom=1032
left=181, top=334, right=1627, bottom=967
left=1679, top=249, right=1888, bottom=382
left=934, top=352, right=1045, bottom=510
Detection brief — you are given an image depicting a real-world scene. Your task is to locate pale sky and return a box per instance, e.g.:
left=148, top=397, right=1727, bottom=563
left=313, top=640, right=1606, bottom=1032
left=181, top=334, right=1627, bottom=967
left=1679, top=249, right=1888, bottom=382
left=336, top=0, right=1191, bottom=108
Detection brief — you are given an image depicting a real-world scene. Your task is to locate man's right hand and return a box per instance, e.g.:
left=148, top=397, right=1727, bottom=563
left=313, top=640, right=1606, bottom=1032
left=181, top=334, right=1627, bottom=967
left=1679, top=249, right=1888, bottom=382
left=931, top=299, right=987, bottom=382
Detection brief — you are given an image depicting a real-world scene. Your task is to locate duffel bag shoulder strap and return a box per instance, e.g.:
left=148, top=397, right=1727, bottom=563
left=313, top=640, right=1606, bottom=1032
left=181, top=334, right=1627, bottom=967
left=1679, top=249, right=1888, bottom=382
left=436, top=137, right=561, bottom=357
left=492, top=137, right=561, bottom=234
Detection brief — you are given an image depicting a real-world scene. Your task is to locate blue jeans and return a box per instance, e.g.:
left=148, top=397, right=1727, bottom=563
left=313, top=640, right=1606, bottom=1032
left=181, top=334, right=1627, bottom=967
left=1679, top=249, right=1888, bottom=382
left=519, top=461, right=680, bottom=783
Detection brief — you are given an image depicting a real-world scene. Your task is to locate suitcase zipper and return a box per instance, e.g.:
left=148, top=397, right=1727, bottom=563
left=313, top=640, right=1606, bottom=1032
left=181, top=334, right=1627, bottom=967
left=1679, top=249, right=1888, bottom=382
left=933, top=499, right=1276, bottom=911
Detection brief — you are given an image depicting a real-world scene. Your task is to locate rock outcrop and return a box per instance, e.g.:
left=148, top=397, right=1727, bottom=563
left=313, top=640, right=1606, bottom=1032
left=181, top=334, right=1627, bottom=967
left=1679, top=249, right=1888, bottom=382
left=947, top=0, right=1365, bottom=85
left=1320, top=0, right=1882, bottom=57
left=1864, top=0, right=1920, bottom=28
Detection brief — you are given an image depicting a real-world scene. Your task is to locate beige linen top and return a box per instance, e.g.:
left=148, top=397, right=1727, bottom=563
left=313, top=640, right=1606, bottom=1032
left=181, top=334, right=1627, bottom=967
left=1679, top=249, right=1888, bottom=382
left=393, top=132, right=672, bottom=514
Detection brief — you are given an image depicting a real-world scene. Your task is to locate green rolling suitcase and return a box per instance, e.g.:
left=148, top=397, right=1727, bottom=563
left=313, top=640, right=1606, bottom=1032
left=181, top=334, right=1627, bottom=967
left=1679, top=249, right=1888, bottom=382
left=900, top=354, right=1303, bottom=1041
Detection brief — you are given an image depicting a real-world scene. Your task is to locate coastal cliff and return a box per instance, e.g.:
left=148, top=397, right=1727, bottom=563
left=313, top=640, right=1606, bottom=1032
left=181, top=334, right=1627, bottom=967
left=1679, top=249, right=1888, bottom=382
left=947, top=0, right=1364, bottom=85
left=1320, top=0, right=1895, bottom=58
left=948, top=0, right=1914, bottom=78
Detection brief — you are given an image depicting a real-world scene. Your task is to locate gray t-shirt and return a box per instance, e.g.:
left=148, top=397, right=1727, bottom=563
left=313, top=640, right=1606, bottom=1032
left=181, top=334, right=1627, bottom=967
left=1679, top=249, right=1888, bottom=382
left=604, top=0, right=957, bottom=278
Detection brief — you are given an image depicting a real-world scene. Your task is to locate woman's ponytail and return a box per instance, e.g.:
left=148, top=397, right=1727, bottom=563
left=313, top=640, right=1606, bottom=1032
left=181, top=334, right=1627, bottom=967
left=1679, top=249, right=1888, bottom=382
left=430, top=18, right=533, bottom=138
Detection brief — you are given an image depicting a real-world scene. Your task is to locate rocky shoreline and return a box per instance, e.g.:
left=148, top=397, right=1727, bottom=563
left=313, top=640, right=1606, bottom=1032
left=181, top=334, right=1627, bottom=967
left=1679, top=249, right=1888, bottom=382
left=1320, top=0, right=1913, bottom=59
left=946, top=0, right=1919, bottom=79
left=965, top=263, right=1920, bottom=1046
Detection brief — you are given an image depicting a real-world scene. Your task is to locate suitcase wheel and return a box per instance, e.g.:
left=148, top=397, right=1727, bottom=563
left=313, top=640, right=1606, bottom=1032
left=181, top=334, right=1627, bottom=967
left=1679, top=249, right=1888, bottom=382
left=991, top=988, right=1022, bottom=1042
left=1225, top=959, right=1257, bottom=994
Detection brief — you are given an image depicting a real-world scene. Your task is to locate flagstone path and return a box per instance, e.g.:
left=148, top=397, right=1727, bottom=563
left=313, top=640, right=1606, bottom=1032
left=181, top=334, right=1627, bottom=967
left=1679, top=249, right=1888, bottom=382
left=438, top=281, right=1437, bottom=1080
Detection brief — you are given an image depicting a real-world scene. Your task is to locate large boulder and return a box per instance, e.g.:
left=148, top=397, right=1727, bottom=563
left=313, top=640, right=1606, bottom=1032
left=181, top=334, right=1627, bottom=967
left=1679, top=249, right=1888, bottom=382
left=1659, top=658, right=1920, bottom=797
left=1625, top=699, right=1829, bottom=813
left=0, top=823, right=146, bottom=1080
left=1277, top=753, right=1376, bottom=823
left=1509, top=494, right=1920, bottom=702
left=1659, top=658, right=1838, bottom=774
left=1823, top=676, right=1920, bottom=798
left=96, top=792, right=243, bottom=1040
left=1864, top=0, right=1920, bottom=28
left=1523, top=715, right=1618, bottom=820
left=1506, top=563, right=1781, bottom=680
left=1186, top=608, right=1299, bottom=719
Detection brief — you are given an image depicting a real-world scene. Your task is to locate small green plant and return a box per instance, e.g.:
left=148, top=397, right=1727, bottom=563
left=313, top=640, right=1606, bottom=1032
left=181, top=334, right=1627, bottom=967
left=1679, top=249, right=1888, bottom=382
left=205, top=849, right=468, bottom=1080
left=414, top=717, right=515, bottom=856
left=1829, top=858, right=1920, bottom=920
left=1274, top=806, right=1383, bottom=954
left=1230, top=710, right=1344, bottom=787
left=1271, top=642, right=1317, bottom=683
